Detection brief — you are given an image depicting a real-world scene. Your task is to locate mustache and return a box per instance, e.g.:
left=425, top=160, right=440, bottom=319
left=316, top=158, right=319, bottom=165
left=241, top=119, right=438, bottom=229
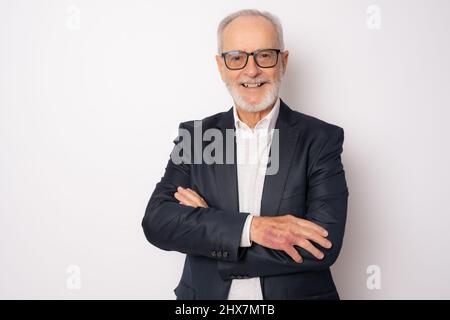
left=237, top=78, right=271, bottom=85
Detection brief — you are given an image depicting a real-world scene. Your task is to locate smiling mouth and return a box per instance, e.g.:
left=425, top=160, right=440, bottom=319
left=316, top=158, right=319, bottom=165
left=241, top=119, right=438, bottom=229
left=241, top=82, right=267, bottom=88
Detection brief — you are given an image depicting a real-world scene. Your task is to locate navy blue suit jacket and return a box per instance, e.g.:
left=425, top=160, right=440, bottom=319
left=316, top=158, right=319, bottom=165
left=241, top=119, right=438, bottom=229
left=142, top=99, right=348, bottom=300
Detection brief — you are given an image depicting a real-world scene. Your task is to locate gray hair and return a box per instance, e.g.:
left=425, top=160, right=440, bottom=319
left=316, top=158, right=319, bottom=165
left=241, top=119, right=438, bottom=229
left=217, top=9, right=285, bottom=54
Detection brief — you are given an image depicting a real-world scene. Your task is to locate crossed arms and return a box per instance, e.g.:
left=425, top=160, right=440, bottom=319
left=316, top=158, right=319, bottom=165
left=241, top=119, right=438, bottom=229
left=142, top=123, right=348, bottom=280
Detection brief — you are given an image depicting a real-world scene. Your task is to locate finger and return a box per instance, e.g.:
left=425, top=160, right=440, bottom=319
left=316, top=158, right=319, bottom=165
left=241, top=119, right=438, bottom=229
left=177, top=188, right=208, bottom=208
left=185, top=188, right=207, bottom=205
left=295, top=218, right=328, bottom=237
left=185, top=188, right=204, bottom=200
left=174, top=191, right=186, bottom=203
left=187, top=189, right=208, bottom=207
left=179, top=187, right=205, bottom=207
left=296, top=227, right=332, bottom=249
left=284, top=245, right=303, bottom=263
left=178, top=189, right=203, bottom=207
left=186, top=188, right=201, bottom=198
left=174, top=191, right=197, bottom=207
left=296, top=238, right=324, bottom=260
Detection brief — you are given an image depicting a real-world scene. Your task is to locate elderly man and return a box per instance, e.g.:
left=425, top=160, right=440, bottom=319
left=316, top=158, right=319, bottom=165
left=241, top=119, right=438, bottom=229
left=142, top=9, right=348, bottom=300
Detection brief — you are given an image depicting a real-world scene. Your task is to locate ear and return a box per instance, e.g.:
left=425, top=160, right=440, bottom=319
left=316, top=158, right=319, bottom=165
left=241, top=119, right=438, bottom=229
left=281, top=50, right=289, bottom=75
left=215, top=54, right=226, bottom=82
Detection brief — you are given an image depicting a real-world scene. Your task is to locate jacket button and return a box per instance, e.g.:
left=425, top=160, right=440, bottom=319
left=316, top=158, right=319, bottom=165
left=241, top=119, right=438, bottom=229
left=211, top=250, right=216, bottom=257
left=223, top=251, right=229, bottom=258
left=217, top=251, right=222, bottom=257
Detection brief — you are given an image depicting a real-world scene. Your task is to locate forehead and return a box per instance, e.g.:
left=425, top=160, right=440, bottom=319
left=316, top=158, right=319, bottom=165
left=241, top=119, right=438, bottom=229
left=221, top=16, right=278, bottom=52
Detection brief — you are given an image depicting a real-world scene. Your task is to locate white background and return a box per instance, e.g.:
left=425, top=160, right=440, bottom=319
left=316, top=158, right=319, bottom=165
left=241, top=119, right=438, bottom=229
left=1, top=0, right=450, bottom=299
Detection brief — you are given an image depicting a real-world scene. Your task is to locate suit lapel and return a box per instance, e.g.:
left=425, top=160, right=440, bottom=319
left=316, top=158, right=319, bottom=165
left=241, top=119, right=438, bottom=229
left=214, top=108, right=239, bottom=212
left=260, top=100, right=302, bottom=217
left=214, top=99, right=301, bottom=215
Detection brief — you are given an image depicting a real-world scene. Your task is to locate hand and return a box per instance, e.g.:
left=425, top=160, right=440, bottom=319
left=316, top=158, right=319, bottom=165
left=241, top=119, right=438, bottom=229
left=174, top=186, right=208, bottom=208
left=250, top=215, right=332, bottom=263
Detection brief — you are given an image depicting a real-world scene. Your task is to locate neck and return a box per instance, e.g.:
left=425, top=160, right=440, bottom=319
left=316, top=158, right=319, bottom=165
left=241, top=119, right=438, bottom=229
left=235, top=100, right=277, bottom=129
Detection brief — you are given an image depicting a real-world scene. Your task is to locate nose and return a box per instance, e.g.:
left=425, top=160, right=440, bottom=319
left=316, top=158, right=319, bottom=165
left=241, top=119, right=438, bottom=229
left=243, top=54, right=260, bottom=77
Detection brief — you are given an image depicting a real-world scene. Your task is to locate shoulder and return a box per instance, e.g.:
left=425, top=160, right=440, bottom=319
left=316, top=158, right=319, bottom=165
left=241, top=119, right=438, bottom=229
left=289, top=108, right=344, bottom=144
left=178, top=109, right=230, bottom=131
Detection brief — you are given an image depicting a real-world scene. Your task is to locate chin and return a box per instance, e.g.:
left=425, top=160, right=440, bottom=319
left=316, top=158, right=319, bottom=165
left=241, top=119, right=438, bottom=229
left=237, top=98, right=274, bottom=113
left=227, top=83, right=279, bottom=113
left=243, top=96, right=264, bottom=105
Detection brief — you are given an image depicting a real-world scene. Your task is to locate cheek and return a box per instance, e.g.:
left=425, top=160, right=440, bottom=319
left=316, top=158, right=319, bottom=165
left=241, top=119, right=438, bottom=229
left=224, top=72, right=240, bottom=85
left=266, top=70, right=279, bottom=81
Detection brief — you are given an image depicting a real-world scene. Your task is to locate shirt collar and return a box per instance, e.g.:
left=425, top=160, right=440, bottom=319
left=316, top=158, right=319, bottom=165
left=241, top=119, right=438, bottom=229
left=233, top=97, right=280, bottom=131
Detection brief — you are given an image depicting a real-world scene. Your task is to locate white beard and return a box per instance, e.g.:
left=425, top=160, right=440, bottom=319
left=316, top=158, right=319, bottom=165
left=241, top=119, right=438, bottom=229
left=225, top=67, right=284, bottom=113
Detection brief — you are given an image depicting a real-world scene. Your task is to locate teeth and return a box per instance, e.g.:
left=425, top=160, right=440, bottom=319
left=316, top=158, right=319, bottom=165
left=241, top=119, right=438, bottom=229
left=243, top=83, right=263, bottom=88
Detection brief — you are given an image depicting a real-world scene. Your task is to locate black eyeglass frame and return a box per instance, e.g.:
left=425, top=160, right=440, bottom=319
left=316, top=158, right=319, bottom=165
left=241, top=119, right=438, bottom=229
left=221, top=48, right=282, bottom=70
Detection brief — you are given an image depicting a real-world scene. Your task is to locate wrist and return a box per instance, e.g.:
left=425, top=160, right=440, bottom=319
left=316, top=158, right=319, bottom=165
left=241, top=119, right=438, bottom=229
left=249, top=216, right=260, bottom=243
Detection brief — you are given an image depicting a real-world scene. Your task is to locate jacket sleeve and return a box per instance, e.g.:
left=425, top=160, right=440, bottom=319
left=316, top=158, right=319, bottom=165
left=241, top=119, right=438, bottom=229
left=142, top=122, right=249, bottom=262
left=217, top=127, right=349, bottom=279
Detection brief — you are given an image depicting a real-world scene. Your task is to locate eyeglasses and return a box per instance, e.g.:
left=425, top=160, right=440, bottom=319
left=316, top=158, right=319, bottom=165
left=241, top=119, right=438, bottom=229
left=221, top=48, right=281, bottom=70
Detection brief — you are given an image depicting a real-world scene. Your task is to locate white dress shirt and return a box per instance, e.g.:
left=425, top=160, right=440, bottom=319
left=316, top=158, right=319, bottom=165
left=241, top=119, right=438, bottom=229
left=227, top=97, right=281, bottom=300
